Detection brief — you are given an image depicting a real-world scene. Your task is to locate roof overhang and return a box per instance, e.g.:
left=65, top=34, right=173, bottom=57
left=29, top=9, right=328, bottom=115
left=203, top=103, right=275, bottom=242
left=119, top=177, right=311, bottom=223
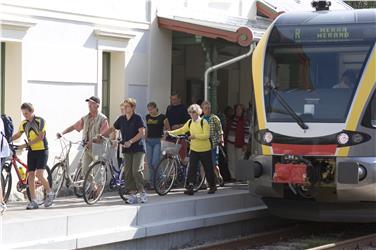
left=158, top=16, right=253, bottom=47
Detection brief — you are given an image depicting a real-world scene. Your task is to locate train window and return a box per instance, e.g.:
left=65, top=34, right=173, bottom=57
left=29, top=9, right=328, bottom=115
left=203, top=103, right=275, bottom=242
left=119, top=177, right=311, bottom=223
left=362, top=91, right=376, bottom=129
left=264, top=43, right=373, bottom=123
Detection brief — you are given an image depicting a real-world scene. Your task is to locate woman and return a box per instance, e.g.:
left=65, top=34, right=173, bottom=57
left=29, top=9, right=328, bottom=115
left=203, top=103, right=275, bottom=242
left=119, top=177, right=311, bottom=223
left=225, top=104, right=250, bottom=181
left=145, top=102, right=166, bottom=188
left=201, top=101, right=224, bottom=186
left=169, top=104, right=216, bottom=195
left=0, top=117, right=11, bottom=214
left=12, top=103, right=54, bottom=209
left=100, top=98, right=147, bottom=204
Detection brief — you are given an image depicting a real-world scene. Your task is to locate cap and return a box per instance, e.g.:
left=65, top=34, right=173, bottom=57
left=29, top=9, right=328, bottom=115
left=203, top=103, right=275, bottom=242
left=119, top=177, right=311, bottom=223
left=85, top=96, right=100, bottom=104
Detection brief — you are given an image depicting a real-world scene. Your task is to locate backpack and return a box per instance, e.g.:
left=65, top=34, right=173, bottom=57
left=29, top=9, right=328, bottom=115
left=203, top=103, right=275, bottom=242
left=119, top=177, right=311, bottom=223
left=1, top=114, right=14, bottom=142
left=188, top=119, right=204, bottom=130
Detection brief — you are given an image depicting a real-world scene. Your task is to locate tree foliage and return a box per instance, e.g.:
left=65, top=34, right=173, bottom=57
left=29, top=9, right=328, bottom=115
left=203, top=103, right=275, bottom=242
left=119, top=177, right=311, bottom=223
left=345, top=1, right=376, bottom=9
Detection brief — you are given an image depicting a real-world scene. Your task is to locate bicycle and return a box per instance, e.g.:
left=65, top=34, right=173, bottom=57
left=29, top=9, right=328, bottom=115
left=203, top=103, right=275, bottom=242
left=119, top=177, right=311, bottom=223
left=82, top=136, right=126, bottom=205
left=1, top=143, right=52, bottom=205
left=50, top=136, right=90, bottom=198
left=154, top=134, right=206, bottom=196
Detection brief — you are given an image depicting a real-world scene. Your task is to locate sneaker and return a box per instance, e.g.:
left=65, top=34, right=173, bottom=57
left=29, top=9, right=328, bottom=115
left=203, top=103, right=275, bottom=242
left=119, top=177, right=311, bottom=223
left=44, top=192, right=55, bottom=208
left=126, top=194, right=138, bottom=204
left=139, top=192, right=148, bottom=203
left=184, top=184, right=194, bottom=196
left=26, top=200, right=39, bottom=210
left=0, top=203, right=7, bottom=215
left=208, top=186, right=217, bottom=194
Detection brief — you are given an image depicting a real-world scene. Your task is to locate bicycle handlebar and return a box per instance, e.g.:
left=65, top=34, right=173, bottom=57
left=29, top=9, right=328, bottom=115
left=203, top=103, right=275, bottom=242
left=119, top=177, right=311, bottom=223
left=57, top=135, right=86, bottom=146
left=93, top=135, right=119, bottom=146
left=165, top=132, right=189, bottom=141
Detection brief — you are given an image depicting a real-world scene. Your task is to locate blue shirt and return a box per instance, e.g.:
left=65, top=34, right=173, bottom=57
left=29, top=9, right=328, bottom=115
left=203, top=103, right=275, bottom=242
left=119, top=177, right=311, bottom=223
left=114, top=113, right=146, bottom=153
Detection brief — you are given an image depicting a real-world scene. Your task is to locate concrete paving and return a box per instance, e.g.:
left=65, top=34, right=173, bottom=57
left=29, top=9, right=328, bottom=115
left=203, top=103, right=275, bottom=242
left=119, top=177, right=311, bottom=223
left=0, top=183, right=267, bottom=249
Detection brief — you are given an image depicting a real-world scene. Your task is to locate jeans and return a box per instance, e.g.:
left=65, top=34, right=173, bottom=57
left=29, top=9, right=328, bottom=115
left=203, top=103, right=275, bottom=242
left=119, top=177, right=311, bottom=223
left=211, top=146, right=219, bottom=166
left=146, top=138, right=161, bottom=185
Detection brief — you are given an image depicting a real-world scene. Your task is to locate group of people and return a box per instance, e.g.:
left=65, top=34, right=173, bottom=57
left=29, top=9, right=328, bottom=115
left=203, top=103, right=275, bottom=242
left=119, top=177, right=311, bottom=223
left=0, top=92, right=252, bottom=213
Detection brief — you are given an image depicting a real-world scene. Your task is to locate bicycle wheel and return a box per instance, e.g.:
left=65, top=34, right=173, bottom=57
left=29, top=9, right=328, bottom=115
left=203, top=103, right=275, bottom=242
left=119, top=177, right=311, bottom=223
left=1, top=162, right=12, bottom=203
left=118, top=166, right=128, bottom=201
left=83, top=161, right=107, bottom=205
left=51, top=162, right=65, bottom=196
left=73, top=165, right=84, bottom=197
left=26, top=166, right=52, bottom=205
left=154, top=156, right=177, bottom=196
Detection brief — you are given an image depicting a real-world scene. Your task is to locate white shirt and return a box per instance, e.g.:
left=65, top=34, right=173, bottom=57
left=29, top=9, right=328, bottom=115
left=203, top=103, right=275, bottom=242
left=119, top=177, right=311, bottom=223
left=0, top=118, right=11, bottom=158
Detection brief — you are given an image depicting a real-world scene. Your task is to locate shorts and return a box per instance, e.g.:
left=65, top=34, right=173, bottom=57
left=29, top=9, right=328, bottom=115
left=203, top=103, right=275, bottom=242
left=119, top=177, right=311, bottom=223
left=27, top=150, right=48, bottom=172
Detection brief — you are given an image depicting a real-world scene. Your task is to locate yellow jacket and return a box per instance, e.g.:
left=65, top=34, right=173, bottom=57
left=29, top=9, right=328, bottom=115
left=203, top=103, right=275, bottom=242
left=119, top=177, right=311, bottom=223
left=170, top=118, right=211, bottom=152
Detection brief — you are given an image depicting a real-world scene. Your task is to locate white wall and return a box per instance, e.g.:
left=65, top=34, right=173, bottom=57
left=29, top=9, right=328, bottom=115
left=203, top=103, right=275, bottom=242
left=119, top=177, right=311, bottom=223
left=0, top=0, right=173, bottom=170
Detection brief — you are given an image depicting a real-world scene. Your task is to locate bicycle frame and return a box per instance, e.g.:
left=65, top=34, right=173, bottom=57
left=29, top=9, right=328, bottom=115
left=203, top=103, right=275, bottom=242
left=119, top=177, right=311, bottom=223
left=99, top=138, right=124, bottom=189
left=162, top=135, right=191, bottom=184
left=55, top=137, right=87, bottom=187
left=7, top=147, right=29, bottom=185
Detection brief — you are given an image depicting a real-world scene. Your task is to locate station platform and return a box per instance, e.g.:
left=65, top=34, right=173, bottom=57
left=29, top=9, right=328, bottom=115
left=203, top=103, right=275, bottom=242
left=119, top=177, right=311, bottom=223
left=1, top=184, right=269, bottom=249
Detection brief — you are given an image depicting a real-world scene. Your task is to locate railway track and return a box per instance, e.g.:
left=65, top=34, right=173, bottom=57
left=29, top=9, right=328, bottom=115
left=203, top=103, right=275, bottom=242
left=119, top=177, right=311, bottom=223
left=191, top=223, right=376, bottom=250
left=309, top=233, right=376, bottom=250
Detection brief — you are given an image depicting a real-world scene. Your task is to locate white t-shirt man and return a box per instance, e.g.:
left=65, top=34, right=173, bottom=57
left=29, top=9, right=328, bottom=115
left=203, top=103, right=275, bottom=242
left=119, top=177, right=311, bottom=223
left=0, top=118, right=11, bottom=159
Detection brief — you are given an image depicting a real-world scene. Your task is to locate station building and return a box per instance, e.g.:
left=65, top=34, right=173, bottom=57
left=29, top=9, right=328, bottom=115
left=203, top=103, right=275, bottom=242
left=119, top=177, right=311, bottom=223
left=0, top=0, right=350, bottom=166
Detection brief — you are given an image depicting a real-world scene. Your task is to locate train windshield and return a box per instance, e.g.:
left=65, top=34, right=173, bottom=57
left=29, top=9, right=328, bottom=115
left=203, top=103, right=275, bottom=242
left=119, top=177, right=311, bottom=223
left=264, top=24, right=374, bottom=123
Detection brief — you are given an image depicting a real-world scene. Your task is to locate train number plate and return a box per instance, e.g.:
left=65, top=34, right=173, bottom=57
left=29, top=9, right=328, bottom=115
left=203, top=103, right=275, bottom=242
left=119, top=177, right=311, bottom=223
left=273, top=163, right=307, bottom=184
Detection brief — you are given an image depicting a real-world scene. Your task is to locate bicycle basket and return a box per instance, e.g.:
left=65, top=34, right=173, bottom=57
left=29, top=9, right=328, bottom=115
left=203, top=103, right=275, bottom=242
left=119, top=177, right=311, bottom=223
left=92, top=141, right=117, bottom=161
left=161, top=140, right=181, bottom=155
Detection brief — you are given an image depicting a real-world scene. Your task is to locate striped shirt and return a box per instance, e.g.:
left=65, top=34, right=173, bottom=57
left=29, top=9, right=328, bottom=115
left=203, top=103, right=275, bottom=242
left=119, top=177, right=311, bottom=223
left=203, top=114, right=223, bottom=147
left=226, top=116, right=250, bottom=146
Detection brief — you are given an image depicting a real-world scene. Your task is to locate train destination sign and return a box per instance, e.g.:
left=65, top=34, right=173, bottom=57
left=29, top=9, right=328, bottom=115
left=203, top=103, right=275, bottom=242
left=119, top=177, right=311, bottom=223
left=270, top=24, right=375, bottom=43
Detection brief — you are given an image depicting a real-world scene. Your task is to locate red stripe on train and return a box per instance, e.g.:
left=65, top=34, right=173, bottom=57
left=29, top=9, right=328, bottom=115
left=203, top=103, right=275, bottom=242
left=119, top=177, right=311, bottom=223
left=272, top=143, right=337, bottom=155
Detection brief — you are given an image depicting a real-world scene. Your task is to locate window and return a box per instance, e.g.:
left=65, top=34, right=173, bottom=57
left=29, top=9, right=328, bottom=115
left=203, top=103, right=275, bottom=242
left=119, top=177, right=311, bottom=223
left=102, top=52, right=111, bottom=117
left=362, top=91, right=376, bottom=129
left=263, top=23, right=374, bottom=123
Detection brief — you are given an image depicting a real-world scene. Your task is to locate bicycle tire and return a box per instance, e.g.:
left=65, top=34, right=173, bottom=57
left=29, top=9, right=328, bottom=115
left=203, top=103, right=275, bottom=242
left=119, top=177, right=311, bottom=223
left=73, top=166, right=84, bottom=197
left=193, top=167, right=206, bottom=192
left=118, top=166, right=128, bottom=201
left=51, top=162, right=65, bottom=197
left=184, top=162, right=206, bottom=192
left=1, top=163, right=12, bottom=203
left=154, top=156, right=177, bottom=196
left=82, top=161, right=107, bottom=205
left=26, top=165, right=52, bottom=205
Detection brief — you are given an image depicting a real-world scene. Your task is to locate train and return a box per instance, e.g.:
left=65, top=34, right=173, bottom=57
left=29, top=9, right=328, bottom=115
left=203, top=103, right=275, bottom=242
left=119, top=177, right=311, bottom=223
left=246, top=1, right=376, bottom=222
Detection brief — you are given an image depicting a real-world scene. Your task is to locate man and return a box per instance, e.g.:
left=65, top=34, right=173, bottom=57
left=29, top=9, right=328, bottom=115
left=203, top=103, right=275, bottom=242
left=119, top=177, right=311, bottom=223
left=165, top=93, right=190, bottom=130
left=13, top=103, right=54, bottom=209
left=57, top=96, right=109, bottom=175
left=0, top=117, right=11, bottom=214
left=333, top=70, right=357, bottom=89
left=201, top=101, right=224, bottom=187
left=165, top=93, right=190, bottom=160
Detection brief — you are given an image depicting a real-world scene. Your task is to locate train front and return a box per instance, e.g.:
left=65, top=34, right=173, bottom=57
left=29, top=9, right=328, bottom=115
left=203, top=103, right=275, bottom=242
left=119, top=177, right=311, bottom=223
left=249, top=8, right=376, bottom=222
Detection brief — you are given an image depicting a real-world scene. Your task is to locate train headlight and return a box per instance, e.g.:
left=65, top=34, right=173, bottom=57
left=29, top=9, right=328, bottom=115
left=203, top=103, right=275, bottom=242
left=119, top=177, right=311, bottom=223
left=352, top=133, right=364, bottom=144
left=263, top=132, right=273, bottom=144
left=337, top=132, right=349, bottom=145
left=358, top=165, right=367, bottom=181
